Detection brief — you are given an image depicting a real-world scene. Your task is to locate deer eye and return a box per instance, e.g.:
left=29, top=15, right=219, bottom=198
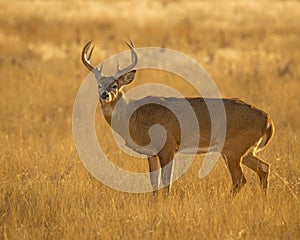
left=112, top=84, right=118, bottom=89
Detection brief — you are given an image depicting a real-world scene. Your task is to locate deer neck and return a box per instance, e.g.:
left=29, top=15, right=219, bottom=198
left=100, top=90, right=128, bottom=127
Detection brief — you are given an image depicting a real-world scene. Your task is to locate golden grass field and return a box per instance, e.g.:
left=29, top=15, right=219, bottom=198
left=1, top=0, right=300, bottom=239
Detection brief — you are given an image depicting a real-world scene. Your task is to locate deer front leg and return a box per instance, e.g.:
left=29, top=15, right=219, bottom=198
left=158, top=150, right=175, bottom=194
left=147, top=156, right=161, bottom=197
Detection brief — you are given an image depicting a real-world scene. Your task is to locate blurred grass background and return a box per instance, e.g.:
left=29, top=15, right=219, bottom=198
left=0, top=1, right=299, bottom=239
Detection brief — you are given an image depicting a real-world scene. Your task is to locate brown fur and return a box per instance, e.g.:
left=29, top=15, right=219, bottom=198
left=102, top=93, right=275, bottom=196
left=82, top=41, right=275, bottom=197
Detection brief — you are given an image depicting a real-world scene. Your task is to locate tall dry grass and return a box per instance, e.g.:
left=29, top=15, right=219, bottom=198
left=0, top=1, right=299, bottom=239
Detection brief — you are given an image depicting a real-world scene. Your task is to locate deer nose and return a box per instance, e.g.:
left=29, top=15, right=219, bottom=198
left=101, top=91, right=109, bottom=99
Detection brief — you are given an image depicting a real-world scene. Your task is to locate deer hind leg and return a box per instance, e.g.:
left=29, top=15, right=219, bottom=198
left=147, top=156, right=161, bottom=197
left=242, top=152, right=269, bottom=192
left=158, top=150, right=175, bottom=194
left=222, top=154, right=247, bottom=196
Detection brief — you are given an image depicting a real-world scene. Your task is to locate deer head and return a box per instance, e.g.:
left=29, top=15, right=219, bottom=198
left=81, top=39, right=138, bottom=103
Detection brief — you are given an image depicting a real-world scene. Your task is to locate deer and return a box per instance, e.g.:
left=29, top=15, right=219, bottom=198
left=81, top=39, right=275, bottom=197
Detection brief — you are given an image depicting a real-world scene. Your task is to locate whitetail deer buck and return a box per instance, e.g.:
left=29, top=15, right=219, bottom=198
left=81, top=40, right=274, bottom=196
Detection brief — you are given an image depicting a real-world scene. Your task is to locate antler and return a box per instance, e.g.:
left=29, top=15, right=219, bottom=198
left=82, top=39, right=137, bottom=78
left=81, top=40, right=103, bottom=75
left=114, top=39, right=138, bottom=79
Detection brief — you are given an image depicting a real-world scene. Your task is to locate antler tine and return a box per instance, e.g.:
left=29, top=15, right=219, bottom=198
left=81, top=40, right=96, bottom=72
left=116, top=61, right=120, bottom=71
left=126, top=38, right=135, bottom=48
left=87, top=45, right=95, bottom=61
left=114, top=39, right=138, bottom=79
left=97, top=63, right=103, bottom=72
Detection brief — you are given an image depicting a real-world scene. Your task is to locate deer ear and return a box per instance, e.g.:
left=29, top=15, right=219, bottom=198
left=118, top=70, right=136, bottom=86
